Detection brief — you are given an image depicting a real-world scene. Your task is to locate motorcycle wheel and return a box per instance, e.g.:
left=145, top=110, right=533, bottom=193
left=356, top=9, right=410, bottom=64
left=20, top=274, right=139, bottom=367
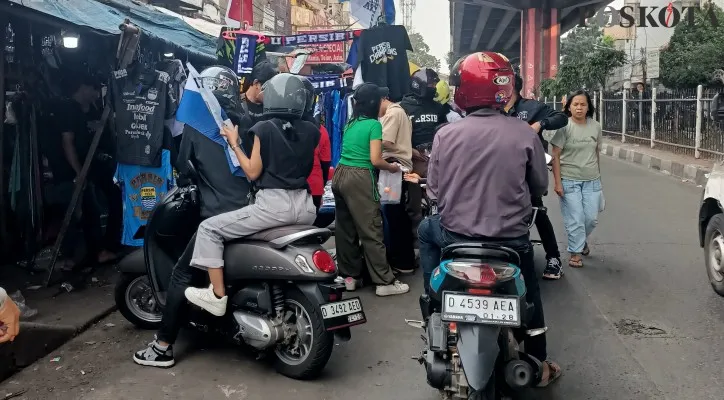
left=273, top=288, right=334, bottom=380
left=468, top=379, right=497, bottom=400
left=115, top=273, right=163, bottom=330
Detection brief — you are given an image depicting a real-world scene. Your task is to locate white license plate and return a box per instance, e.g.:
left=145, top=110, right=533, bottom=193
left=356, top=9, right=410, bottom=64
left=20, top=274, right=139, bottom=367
left=320, top=298, right=363, bottom=319
left=441, top=292, right=521, bottom=327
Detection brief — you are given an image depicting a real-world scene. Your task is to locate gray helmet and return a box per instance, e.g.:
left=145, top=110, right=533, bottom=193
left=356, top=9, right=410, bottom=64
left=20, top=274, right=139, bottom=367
left=262, top=73, right=308, bottom=118
left=301, top=76, right=315, bottom=115
left=199, top=66, right=240, bottom=110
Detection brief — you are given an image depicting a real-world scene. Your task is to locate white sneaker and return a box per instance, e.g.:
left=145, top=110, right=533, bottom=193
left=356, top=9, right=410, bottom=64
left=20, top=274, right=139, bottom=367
left=184, top=284, right=227, bottom=316
left=375, top=280, right=410, bottom=297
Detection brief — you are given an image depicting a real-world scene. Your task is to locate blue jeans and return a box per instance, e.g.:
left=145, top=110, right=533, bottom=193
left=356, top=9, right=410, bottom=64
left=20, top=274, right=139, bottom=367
left=559, top=178, right=602, bottom=254
left=418, top=215, right=547, bottom=362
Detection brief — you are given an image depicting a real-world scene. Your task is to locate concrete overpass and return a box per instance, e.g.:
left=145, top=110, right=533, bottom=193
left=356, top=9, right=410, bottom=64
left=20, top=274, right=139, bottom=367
left=449, top=0, right=609, bottom=97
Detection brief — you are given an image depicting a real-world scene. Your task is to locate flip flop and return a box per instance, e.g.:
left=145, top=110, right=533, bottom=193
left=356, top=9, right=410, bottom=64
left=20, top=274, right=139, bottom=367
left=582, top=243, right=590, bottom=256
left=537, top=360, right=562, bottom=387
left=568, top=257, right=583, bottom=268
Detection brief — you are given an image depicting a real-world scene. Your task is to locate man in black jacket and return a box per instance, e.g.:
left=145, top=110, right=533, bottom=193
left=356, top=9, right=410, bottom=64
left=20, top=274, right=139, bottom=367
left=504, top=75, right=568, bottom=280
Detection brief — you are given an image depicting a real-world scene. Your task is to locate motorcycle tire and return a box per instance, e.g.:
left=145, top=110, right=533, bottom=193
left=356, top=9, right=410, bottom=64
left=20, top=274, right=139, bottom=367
left=468, top=378, right=497, bottom=400
left=273, top=288, right=334, bottom=380
left=115, top=273, right=163, bottom=330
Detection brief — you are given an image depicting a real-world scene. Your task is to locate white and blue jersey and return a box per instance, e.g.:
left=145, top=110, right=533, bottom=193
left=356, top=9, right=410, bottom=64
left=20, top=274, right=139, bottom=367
left=115, top=150, right=175, bottom=247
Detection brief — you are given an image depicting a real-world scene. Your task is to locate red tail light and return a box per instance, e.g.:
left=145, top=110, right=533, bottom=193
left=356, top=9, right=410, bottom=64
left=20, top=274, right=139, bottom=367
left=467, top=288, right=492, bottom=295
left=446, top=262, right=516, bottom=288
left=312, top=250, right=336, bottom=273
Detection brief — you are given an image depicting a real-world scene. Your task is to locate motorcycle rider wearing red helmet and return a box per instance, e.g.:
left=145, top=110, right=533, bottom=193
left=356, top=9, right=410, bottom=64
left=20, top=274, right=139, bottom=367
left=417, top=51, right=561, bottom=387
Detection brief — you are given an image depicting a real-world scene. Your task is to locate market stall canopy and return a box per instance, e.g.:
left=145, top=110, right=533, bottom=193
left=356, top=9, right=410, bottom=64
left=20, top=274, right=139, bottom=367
left=5, top=0, right=217, bottom=62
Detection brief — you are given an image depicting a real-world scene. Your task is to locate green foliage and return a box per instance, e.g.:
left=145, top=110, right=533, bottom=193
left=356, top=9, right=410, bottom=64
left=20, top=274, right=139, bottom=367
left=446, top=51, right=458, bottom=73
left=540, top=24, right=626, bottom=97
left=407, top=32, right=441, bottom=71
left=660, top=3, right=724, bottom=88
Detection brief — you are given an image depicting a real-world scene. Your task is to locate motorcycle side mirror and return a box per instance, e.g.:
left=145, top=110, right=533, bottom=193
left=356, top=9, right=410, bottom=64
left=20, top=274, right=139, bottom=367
left=711, top=93, right=724, bottom=122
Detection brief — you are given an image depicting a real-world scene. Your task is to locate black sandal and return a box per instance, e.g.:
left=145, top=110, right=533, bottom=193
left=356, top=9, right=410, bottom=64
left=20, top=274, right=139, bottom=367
left=537, top=360, right=562, bottom=387
left=582, top=243, right=590, bottom=256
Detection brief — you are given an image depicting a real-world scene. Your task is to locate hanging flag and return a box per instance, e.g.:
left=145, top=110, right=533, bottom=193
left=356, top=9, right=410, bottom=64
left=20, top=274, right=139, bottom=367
left=176, top=64, right=245, bottom=177
left=226, top=0, right=254, bottom=27
left=349, top=0, right=395, bottom=28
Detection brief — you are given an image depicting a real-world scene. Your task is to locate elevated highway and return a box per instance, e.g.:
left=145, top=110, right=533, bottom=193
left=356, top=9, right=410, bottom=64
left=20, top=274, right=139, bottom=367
left=449, top=0, right=609, bottom=97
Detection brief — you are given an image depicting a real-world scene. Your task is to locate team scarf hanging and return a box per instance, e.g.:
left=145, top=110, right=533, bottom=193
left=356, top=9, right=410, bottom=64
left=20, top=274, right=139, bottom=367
left=306, top=74, right=346, bottom=92
left=233, top=34, right=257, bottom=75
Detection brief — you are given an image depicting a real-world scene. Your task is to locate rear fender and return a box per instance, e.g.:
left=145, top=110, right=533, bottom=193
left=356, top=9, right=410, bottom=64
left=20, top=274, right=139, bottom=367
left=457, top=324, right=501, bottom=391
left=117, top=248, right=146, bottom=275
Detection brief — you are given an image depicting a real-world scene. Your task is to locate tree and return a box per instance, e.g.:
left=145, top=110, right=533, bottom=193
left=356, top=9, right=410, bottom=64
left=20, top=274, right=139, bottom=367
left=660, top=3, right=724, bottom=88
left=407, top=32, right=441, bottom=71
left=539, top=24, right=626, bottom=97
left=446, top=51, right=458, bottom=73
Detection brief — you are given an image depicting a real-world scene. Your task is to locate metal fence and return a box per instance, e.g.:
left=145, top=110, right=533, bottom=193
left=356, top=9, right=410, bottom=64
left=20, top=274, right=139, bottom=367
left=541, top=86, right=724, bottom=159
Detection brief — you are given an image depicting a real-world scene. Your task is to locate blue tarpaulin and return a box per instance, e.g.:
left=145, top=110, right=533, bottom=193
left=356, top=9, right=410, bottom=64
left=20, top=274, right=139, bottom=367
left=7, top=0, right=217, bottom=62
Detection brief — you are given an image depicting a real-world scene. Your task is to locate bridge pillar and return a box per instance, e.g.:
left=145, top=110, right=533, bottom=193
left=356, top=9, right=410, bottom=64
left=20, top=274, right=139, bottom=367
left=521, top=7, right=561, bottom=99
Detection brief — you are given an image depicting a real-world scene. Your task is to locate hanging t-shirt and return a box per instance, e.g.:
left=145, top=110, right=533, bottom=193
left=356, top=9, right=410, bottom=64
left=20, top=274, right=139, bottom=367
left=111, top=66, right=176, bottom=167
left=156, top=59, right=187, bottom=138
left=115, top=150, right=175, bottom=247
left=358, top=25, right=413, bottom=102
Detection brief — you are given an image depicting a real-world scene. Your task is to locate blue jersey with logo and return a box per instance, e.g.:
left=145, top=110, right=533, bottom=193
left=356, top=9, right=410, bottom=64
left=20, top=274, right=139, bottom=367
left=115, top=150, right=175, bottom=247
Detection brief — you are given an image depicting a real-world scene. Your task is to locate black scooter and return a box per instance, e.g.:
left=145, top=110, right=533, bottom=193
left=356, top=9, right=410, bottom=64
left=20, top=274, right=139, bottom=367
left=115, top=162, right=366, bottom=380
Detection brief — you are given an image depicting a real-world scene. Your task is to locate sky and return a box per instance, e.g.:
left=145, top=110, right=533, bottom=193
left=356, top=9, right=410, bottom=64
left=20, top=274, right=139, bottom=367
left=395, top=0, right=451, bottom=73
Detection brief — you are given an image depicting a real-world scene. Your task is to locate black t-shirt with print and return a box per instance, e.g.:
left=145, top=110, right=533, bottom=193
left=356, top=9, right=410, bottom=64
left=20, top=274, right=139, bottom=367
left=252, top=118, right=319, bottom=190
left=358, top=25, right=413, bottom=102
left=111, top=65, right=176, bottom=167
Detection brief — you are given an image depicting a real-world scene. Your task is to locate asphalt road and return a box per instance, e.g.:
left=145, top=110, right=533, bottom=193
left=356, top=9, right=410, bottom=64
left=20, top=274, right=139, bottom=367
left=1, top=157, right=719, bottom=400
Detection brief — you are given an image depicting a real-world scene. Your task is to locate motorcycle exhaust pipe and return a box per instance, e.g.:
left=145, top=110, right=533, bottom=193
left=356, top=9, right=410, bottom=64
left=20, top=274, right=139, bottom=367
left=504, top=360, right=534, bottom=389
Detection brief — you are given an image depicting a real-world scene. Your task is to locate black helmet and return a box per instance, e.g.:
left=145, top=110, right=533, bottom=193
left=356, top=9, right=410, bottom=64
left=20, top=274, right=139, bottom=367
left=262, top=73, right=308, bottom=118
left=199, top=66, right=240, bottom=110
left=410, top=68, right=440, bottom=99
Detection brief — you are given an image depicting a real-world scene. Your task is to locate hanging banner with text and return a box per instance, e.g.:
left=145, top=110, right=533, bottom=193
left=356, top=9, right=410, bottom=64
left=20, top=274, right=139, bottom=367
left=298, top=30, right=347, bottom=64
left=267, top=30, right=360, bottom=47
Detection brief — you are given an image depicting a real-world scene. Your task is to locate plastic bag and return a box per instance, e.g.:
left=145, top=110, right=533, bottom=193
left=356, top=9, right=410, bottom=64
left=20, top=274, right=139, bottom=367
left=378, top=169, right=403, bottom=204
left=10, top=290, right=38, bottom=319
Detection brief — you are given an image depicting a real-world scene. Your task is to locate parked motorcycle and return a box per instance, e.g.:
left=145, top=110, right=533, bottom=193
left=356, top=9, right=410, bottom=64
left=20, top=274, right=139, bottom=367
left=407, top=207, right=547, bottom=399
left=115, top=162, right=367, bottom=380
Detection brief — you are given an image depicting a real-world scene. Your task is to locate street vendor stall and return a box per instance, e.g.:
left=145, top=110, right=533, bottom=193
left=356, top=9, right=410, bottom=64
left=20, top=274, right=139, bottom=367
left=0, top=0, right=218, bottom=282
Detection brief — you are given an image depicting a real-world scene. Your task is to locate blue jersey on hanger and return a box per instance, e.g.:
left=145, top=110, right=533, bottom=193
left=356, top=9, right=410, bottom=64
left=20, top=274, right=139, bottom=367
left=115, top=150, right=175, bottom=247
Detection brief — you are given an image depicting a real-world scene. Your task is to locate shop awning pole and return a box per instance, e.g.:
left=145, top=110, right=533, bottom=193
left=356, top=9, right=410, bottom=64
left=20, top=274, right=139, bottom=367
left=0, top=16, right=8, bottom=257
left=45, top=25, right=141, bottom=287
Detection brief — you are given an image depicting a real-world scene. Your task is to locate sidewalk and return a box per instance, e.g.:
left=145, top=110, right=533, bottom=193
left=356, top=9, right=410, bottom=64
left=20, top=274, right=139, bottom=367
left=0, top=259, right=119, bottom=381
left=600, top=137, right=715, bottom=186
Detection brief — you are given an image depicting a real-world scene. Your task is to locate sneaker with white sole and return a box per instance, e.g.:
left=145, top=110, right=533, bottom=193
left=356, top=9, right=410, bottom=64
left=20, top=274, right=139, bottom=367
left=375, top=280, right=410, bottom=296
left=184, top=284, right=228, bottom=316
left=133, top=340, right=175, bottom=368
left=542, top=258, right=563, bottom=280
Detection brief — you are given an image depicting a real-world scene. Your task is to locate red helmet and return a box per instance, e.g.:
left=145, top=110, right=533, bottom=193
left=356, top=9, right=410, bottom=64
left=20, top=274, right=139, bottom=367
left=450, top=52, right=515, bottom=111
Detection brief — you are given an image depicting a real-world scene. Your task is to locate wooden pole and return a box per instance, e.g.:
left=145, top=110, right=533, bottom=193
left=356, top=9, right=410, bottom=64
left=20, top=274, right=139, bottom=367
left=0, top=16, right=8, bottom=257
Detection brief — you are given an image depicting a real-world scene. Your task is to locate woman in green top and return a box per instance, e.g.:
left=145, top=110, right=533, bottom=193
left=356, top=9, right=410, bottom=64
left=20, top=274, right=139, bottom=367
left=550, top=90, right=604, bottom=269
left=332, top=83, right=410, bottom=297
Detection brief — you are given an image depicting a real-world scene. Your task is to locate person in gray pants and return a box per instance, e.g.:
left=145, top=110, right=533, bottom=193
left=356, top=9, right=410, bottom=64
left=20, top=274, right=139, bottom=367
left=183, top=74, right=321, bottom=317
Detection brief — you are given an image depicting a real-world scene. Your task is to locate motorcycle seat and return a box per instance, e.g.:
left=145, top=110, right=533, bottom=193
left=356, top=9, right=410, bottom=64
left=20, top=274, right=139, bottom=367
left=244, top=225, right=320, bottom=242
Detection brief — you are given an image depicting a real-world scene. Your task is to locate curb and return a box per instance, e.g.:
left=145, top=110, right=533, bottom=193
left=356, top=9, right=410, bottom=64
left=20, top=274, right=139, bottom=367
left=0, top=304, right=117, bottom=381
left=600, top=142, right=711, bottom=186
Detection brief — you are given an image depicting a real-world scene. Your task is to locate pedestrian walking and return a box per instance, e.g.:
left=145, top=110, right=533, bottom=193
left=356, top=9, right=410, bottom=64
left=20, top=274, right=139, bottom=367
left=550, top=90, right=604, bottom=268
left=380, top=93, right=416, bottom=274
left=332, top=83, right=410, bottom=297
